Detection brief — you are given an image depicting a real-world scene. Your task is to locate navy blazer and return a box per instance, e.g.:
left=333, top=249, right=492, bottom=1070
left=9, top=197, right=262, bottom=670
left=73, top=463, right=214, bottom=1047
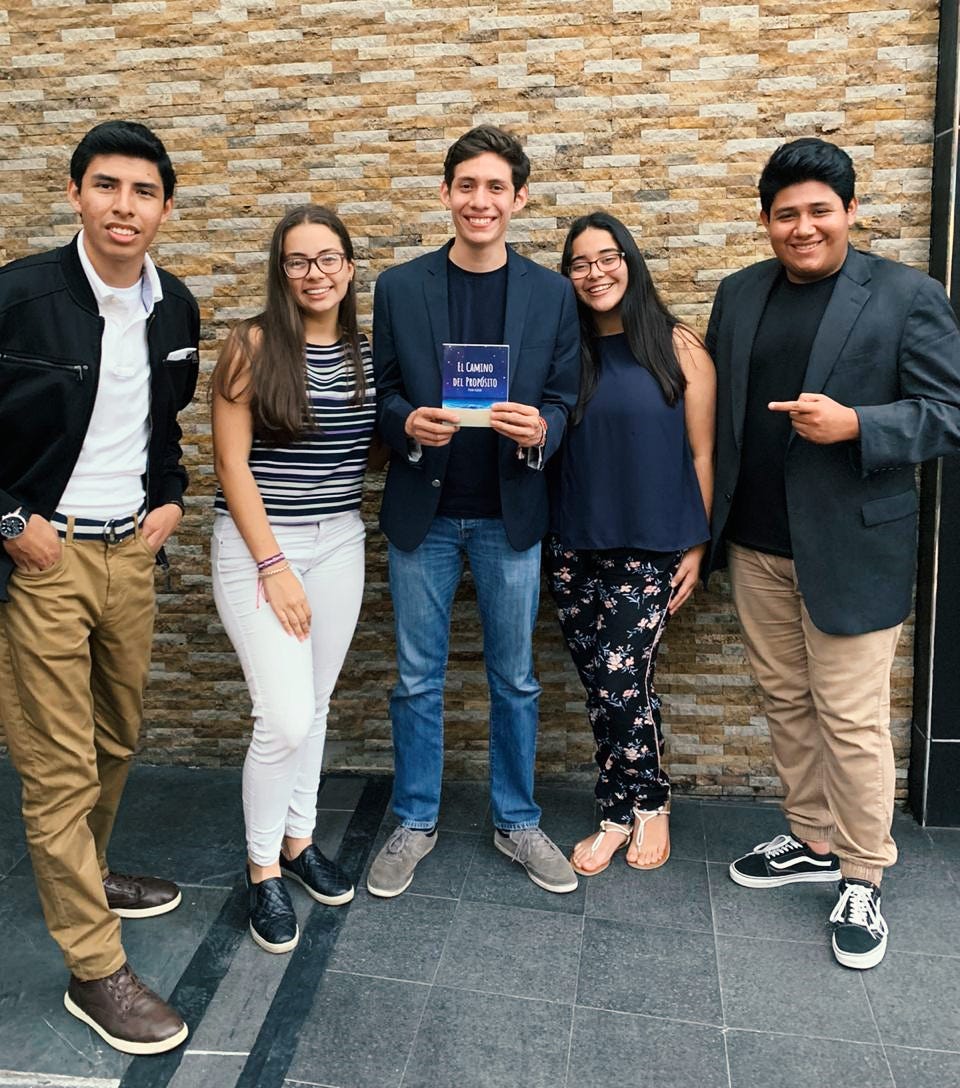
left=373, top=242, right=580, bottom=552
left=707, top=246, right=960, bottom=636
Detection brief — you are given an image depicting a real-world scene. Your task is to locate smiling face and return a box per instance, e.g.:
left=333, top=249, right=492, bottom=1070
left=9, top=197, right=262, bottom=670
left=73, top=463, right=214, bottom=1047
left=567, top=227, right=628, bottom=334
left=282, top=221, right=354, bottom=339
left=440, top=151, right=528, bottom=263
left=67, top=154, right=172, bottom=287
left=761, top=180, right=857, bottom=283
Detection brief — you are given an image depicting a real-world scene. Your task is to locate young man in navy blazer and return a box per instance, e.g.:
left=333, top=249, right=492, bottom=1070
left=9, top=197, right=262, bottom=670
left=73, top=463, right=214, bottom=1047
left=369, top=125, right=581, bottom=897
left=708, top=138, right=960, bottom=969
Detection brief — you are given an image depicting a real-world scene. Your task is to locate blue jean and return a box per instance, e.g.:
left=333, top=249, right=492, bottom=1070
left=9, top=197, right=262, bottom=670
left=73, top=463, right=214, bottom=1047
left=388, top=516, right=542, bottom=830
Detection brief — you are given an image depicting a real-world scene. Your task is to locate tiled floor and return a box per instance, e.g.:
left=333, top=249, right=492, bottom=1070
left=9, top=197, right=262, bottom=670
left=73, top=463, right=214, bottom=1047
left=1, top=756, right=960, bottom=1088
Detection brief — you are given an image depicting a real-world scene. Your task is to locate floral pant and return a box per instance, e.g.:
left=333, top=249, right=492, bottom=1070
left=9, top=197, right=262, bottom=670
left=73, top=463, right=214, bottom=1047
left=546, top=536, right=681, bottom=825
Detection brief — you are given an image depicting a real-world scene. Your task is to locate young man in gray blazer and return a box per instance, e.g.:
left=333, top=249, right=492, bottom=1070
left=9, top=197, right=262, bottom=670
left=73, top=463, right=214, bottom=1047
left=369, top=125, right=580, bottom=898
left=707, top=138, right=960, bottom=969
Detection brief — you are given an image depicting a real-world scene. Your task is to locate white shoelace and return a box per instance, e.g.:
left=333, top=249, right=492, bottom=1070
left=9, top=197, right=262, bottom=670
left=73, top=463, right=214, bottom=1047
left=750, top=833, right=803, bottom=858
left=829, top=883, right=888, bottom=938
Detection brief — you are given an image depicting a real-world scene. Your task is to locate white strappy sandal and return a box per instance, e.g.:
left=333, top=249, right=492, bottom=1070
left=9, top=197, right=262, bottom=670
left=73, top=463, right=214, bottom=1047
left=570, top=820, right=632, bottom=877
left=627, top=800, right=671, bottom=871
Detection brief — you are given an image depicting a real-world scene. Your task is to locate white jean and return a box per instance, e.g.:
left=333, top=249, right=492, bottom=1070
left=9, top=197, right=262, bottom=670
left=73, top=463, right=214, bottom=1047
left=211, top=511, right=365, bottom=865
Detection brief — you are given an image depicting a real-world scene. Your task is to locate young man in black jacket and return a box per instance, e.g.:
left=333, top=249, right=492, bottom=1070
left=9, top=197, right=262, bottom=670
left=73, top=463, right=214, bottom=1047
left=0, top=121, right=199, bottom=1053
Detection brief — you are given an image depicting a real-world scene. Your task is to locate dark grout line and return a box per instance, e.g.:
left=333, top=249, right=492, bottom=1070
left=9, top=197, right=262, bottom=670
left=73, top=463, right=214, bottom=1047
left=235, top=775, right=392, bottom=1088
left=119, top=876, right=248, bottom=1088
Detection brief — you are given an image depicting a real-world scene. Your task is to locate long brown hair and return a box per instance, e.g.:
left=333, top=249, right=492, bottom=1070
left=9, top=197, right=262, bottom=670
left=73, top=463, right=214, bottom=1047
left=561, top=211, right=687, bottom=423
left=212, top=204, right=365, bottom=445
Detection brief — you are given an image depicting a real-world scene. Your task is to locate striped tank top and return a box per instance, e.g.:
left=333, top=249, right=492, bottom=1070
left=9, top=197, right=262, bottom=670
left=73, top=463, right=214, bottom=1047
left=214, top=336, right=376, bottom=522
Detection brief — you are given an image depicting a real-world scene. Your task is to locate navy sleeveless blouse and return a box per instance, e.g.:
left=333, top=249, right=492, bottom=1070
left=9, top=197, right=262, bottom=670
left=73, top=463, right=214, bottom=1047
left=551, top=332, right=708, bottom=552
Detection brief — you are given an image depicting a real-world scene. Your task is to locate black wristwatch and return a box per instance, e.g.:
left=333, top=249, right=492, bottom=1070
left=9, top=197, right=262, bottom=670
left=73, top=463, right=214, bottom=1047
left=0, top=506, right=30, bottom=540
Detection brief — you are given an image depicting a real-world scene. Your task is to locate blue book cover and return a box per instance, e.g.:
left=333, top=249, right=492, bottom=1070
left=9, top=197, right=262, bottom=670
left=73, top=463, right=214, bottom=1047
left=442, top=342, right=510, bottom=427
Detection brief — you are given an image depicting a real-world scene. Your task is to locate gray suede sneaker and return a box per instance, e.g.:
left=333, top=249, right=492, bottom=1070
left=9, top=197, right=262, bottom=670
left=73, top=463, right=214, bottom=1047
left=366, top=826, right=437, bottom=898
left=494, top=827, right=578, bottom=893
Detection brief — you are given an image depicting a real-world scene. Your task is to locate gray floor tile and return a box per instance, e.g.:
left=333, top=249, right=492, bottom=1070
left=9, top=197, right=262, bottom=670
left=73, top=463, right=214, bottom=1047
left=577, top=917, right=722, bottom=1024
left=889, top=807, right=946, bottom=869
left=187, top=885, right=316, bottom=1053
left=665, top=798, right=707, bottom=861
left=529, top=785, right=598, bottom=842
left=585, top=857, right=713, bottom=932
left=438, top=780, right=490, bottom=832
left=317, top=774, right=368, bottom=811
left=401, top=986, right=571, bottom=1088
left=106, top=764, right=245, bottom=887
left=568, top=1007, right=727, bottom=1088
left=0, top=873, right=223, bottom=1079
left=0, top=758, right=26, bottom=876
left=716, top=934, right=880, bottom=1042
left=170, top=1052, right=249, bottom=1088
left=0, top=874, right=127, bottom=1080
left=708, top=860, right=838, bottom=941
left=314, top=808, right=354, bottom=860
left=726, top=1030, right=893, bottom=1088
left=330, top=892, right=457, bottom=983
left=434, top=900, right=582, bottom=1003
left=926, top=828, right=960, bottom=885
left=880, top=861, right=960, bottom=956
left=863, top=950, right=960, bottom=1050
left=460, top=836, right=587, bottom=915
left=286, top=971, right=429, bottom=1088
left=702, top=802, right=786, bottom=863
left=886, top=1044, right=960, bottom=1088
left=362, top=827, right=479, bottom=900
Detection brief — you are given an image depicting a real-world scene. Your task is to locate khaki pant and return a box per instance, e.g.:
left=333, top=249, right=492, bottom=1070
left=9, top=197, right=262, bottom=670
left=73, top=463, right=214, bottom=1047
left=0, top=524, right=156, bottom=979
left=728, top=543, right=900, bottom=885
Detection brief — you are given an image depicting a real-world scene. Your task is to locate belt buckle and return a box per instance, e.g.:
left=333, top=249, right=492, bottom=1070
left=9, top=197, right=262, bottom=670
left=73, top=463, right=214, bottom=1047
left=103, top=522, right=119, bottom=545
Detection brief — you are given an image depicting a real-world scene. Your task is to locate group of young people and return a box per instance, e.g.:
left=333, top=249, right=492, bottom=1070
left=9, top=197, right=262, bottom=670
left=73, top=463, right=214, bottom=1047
left=2, top=118, right=959, bottom=1057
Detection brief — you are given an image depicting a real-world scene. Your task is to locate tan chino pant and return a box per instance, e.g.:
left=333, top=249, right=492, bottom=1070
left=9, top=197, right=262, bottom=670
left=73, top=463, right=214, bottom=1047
left=0, top=523, right=156, bottom=979
left=727, top=543, right=900, bottom=885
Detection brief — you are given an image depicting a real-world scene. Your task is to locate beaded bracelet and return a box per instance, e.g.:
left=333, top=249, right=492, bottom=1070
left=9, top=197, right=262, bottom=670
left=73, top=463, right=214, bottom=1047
left=257, top=561, right=291, bottom=579
left=256, top=552, right=285, bottom=571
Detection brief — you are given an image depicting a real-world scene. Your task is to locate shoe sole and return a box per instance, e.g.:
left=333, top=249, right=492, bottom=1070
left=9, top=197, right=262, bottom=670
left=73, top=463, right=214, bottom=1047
left=63, top=992, right=189, bottom=1055
left=109, top=890, right=183, bottom=919
left=365, top=872, right=414, bottom=898
left=729, top=866, right=841, bottom=889
left=249, top=921, right=300, bottom=954
left=832, top=932, right=888, bottom=970
left=493, top=835, right=578, bottom=893
left=283, top=869, right=355, bottom=906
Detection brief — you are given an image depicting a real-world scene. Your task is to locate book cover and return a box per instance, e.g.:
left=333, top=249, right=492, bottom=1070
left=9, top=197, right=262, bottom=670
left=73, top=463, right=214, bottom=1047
left=441, top=342, right=510, bottom=427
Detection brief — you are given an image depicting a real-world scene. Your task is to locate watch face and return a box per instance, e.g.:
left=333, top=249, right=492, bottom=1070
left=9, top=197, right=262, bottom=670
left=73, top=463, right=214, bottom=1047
left=0, top=513, right=27, bottom=540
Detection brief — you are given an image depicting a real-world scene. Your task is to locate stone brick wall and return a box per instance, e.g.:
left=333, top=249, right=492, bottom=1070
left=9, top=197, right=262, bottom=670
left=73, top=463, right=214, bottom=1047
left=0, top=0, right=939, bottom=796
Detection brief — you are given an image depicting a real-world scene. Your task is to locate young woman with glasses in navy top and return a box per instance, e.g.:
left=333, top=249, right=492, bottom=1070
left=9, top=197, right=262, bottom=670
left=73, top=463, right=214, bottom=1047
left=548, top=211, right=715, bottom=875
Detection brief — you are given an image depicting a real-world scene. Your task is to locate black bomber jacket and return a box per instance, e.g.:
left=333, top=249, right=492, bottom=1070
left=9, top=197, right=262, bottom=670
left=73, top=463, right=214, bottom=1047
left=0, top=234, right=200, bottom=600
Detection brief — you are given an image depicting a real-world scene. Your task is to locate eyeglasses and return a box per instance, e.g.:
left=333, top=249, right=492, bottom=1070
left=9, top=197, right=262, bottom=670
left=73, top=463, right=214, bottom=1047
left=568, top=252, right=625, bottom=279
left=282, top=253, right=346, bottom=278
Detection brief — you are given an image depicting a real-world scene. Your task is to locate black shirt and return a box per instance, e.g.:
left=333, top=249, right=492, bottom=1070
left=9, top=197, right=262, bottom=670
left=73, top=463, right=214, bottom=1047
left=726, top=270, right=838, bottom=556
left=437, top=260, right=508, bottom=519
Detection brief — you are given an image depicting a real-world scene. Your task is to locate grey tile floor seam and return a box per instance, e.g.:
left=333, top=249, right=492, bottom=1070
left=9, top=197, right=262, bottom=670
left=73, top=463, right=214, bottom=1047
left=3, top=760, right=960, bottom=1088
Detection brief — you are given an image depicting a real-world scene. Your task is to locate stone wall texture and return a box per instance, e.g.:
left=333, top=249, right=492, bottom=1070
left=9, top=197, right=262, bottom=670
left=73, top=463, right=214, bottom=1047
left=0, top=0, right=940, bottom=796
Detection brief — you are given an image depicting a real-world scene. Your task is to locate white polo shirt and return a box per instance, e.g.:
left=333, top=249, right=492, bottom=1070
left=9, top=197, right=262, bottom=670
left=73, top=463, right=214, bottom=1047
left=57, top=232, right=163, bottom=519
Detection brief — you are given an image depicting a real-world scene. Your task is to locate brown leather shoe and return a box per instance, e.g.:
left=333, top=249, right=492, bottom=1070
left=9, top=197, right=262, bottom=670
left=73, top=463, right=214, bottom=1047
left=64, top=963, right=188, bottom=1055
left=103, top=872, right=182, bottom=918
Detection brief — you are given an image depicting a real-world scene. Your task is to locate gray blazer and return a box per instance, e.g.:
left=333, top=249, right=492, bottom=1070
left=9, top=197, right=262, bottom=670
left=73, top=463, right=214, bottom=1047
left=707, top=245, right=960, bottom=635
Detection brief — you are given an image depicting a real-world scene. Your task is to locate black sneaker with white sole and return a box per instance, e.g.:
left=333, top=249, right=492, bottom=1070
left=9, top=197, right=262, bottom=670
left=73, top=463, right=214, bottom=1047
left=829, top=879, right=888, bottom=970
left=729, top=834, right=841, bottom=888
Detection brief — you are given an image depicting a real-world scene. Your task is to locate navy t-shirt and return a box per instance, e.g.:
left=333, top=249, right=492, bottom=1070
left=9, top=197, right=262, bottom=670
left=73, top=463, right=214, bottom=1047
left=437, top=260, right=508, bottom=519
left=551, top=332, right=708, bottom=552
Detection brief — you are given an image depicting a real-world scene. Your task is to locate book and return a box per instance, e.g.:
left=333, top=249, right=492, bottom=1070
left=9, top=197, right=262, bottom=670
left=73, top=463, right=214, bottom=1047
left=441, top=342, right=509, bottom=427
